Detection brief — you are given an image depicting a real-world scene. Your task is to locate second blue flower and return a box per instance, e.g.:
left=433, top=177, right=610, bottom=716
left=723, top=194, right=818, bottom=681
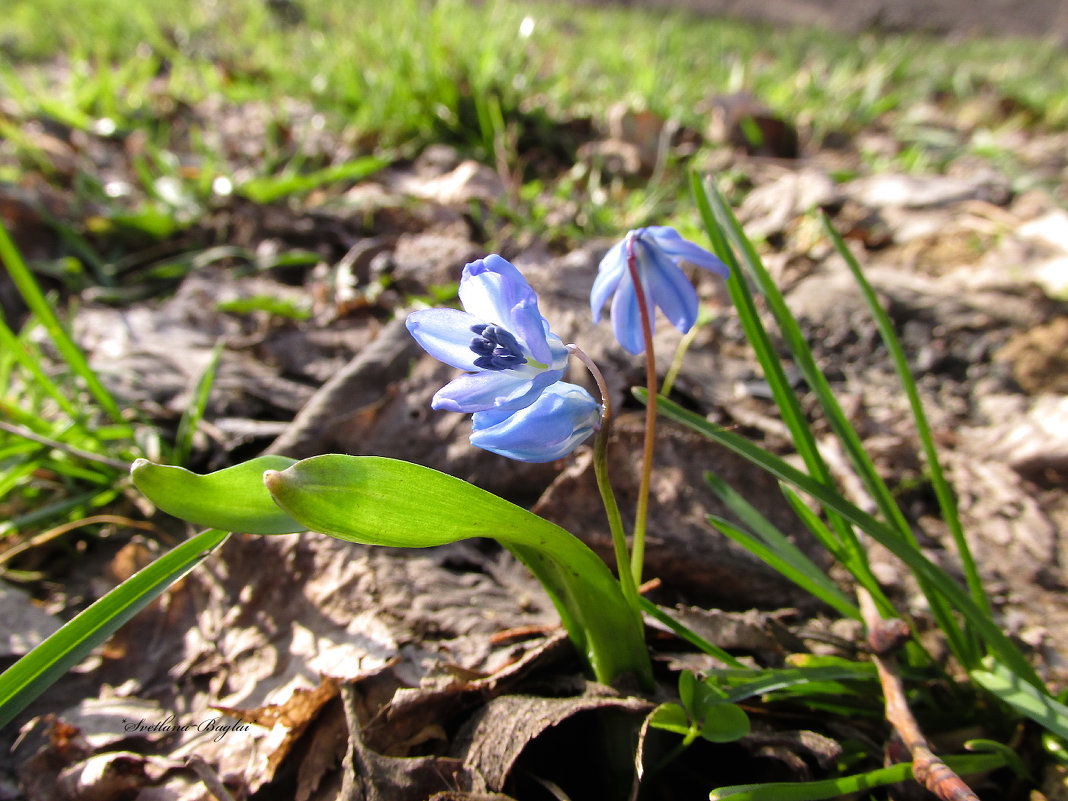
left=591, top=226, right=730, bottom=354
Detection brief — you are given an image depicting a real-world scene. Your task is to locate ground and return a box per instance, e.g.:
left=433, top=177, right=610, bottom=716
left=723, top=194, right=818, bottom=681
left=587, top=0, right=1068, bottom=42
left=2, top=3, right=1068, bottom=800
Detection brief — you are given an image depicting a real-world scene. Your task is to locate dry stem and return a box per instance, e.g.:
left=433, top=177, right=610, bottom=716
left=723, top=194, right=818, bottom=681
left=858, top=588, right=981, bottom=801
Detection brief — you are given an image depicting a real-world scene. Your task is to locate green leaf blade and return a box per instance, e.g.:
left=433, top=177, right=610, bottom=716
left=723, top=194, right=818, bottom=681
left=648, top=702, right=691, bottom=736
left=819, top=210, right=989, bottom=619
left=648, top=391, right=1041, bottom=689
left=131, top=456, right=302, bottom=535
left=972, top=667, right=1068, bottom=740
left=709, top=753, right=1005, bottom=801
left=0, top=529, right=229, bottom=730
left=263, top=454, right=653, bottom=688
left=0, top=221, right=124, bottom=424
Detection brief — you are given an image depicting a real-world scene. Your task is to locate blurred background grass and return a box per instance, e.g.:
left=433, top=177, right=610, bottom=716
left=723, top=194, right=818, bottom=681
left=4, top=0, right=1067, bottom=195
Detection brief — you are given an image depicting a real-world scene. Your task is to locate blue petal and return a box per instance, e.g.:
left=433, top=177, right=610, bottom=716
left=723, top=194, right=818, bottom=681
left=543, top=330, right=570, bottom=372
left=640, top=242, right=700, bottom=333
left=590, top=239, right=627, bottom=323
left=460, top=255, right=552, bottom=365
left=432, top=367, right=563, bottom=414
left=405, top=308, right=484, bottom=371
left=644, top=226, right=730, bottom=278
left=470, top=382, right=600, bottom=463
left=609, top=271, right=650, bottom=355
left=509, top=294, right=554, bottom=365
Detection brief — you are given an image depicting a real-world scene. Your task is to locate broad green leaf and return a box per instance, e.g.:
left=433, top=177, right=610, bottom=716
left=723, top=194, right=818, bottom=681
left=972, top=666, right=1068, bottom=740
left=667, top=672, right=749, bottom=743
left=0, top=529, right=229, bottom=730
left=263, top=454, right=652, bottom=688
left=679, top=668, right=698, bottom=713
left=131, top=456, right=301, bottom=535
left=680, top=673, right=749, bottom=742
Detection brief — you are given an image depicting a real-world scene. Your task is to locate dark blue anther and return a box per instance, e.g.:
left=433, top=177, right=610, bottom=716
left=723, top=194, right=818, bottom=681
left=469, top=323, right=527, bottom=371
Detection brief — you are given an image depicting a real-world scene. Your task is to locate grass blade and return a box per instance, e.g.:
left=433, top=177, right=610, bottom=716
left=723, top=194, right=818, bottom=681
left=648, top=391, right=1041, bottom=689
left=713, top=663, right=879, bottom=702
left=710, top=753, right=1005, bottom=801
left=820, top=210, right=989, bottom=618
left=238, top=155, right=388, bottom=203
left=171, top=342, right=223, bottom=465
left=704, top=182, right=912, bottom=541
left=704, top=473, right=859, bottom=619
left=0, top=528, right=229, bottom=730
left=690, top=173, right=886, bottom=611
left=972, top=665, right=1068, bottom=740
left=638, top=598, right=746, bottom=669
left=0, top=222, right=124, bottom=424
left=706, top=514, right=859, bottom=620
left=0, top=314, right=80, bottom=422
left=778, top=484, right=848, bottom=563
left=695, top=176, right=973, bottom=667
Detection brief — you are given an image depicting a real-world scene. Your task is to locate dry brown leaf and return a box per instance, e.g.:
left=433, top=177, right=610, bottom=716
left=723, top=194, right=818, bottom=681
left=452, top=684, right=652, bottom=795
left=216, top=675, right=340, bottom=778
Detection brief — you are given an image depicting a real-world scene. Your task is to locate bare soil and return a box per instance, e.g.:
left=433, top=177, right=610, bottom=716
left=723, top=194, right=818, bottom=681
left=580, top=0, right=1068, bottom=43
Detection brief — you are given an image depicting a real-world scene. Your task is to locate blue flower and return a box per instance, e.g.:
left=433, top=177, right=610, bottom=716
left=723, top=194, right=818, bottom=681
left=590, top=226, right=730, bottom=354
left=470, top=382, right=600, bottom=463
left=406, top=254, right=568, bottom=413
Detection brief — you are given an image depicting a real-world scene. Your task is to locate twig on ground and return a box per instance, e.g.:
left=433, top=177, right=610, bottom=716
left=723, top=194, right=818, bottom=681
left=0, top=514, right=158, bottom=566
left=858, top=588, right=981, bottom=801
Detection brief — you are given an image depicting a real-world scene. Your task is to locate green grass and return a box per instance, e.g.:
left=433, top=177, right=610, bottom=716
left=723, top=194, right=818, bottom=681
left=4, top=0, right=1068, bottom=240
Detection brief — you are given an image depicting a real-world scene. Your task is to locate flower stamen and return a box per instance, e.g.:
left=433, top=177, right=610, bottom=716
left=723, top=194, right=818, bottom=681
left=469, top=323, right=528, bottom=371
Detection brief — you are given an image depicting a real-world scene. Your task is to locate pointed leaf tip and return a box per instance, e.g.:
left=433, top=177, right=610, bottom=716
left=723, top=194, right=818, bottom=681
left=131, top=456, right=303, bottom=535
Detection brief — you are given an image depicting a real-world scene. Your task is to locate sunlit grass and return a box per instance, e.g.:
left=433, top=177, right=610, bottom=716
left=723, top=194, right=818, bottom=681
left=5, top=0, right=1068, bottom=162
